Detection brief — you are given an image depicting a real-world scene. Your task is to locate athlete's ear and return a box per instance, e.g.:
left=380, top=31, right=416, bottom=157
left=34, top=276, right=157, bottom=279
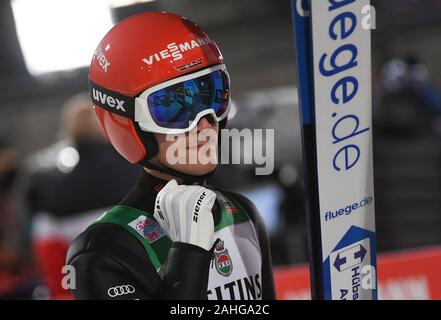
left=133, top=122, right=159, bottom=161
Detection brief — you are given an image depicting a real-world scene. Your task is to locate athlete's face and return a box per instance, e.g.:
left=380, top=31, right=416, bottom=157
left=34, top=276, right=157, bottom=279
left=153, top=116, right=219, bottom=176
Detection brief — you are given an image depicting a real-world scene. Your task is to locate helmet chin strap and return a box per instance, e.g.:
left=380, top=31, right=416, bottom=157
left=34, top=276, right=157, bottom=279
left=141, top=160, right=217, bottom=185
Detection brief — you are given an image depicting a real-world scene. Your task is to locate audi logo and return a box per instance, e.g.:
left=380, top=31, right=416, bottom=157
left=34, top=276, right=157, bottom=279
left=107, top=285, right=136, bottom=297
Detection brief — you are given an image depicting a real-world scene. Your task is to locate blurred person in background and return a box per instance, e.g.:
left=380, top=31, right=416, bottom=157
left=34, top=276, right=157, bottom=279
left=375, top=55, right=441, bottom=136
left=12, top=93, right=140, bottom=299
left=0, top=139, right=18, bottom=267
left=373, top=55, right=441, bottom=251
left=0, top=138, right=35, bottom=299
left=0, top=138, right=45, bottom=300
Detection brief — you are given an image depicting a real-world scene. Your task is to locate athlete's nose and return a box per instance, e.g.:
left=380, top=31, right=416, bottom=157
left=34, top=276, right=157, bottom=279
left=197, top=115, right=216, bottom=131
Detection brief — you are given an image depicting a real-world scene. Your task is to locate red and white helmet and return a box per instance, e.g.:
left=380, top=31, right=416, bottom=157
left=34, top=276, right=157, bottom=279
left=89, top=12, right=228, bottom=165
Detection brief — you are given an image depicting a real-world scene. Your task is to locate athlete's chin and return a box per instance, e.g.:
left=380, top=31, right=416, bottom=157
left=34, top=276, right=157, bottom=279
left=173, top=163, right=218, bottom=176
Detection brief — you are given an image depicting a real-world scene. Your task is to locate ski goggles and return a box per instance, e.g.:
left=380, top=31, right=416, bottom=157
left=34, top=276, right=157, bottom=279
left=90, top=64, right=230, bottom=134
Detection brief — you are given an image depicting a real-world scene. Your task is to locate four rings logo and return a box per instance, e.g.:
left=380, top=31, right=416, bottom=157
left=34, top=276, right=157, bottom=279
left=107, top=285, right=136, bottom=298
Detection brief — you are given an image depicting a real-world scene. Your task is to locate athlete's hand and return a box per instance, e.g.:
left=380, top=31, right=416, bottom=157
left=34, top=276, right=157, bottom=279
left=153, top=179, right=216, bottom=251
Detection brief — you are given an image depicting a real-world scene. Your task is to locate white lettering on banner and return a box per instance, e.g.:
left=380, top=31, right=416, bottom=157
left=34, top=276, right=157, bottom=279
left=310, top=0, right=376, bottom=299
left=378, top=276, right=430, bottom=300
left=142, top=37, right=213, bottom=66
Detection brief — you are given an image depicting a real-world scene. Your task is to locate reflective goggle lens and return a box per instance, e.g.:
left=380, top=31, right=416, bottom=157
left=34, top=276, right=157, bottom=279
left=147, top=68, right=229, bottom=129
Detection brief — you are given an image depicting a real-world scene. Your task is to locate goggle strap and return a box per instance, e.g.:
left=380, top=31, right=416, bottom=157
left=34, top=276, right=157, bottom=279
left=89, top=80, right=135, bottom=119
